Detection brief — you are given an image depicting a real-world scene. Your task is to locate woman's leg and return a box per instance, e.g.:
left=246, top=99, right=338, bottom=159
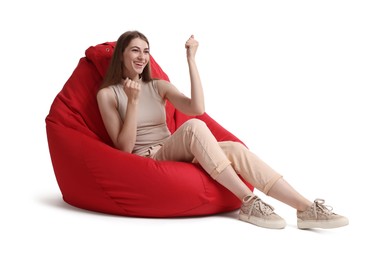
left=213, top=165, right=253, bottom=200
left=152, top=119, right=251, bottom=199
left=219, top=141, right=348, bottom=229
left=152, top=119, right=286, bottom=229
left=219, top=141, right=312, bottom=210
left=267, top=178, right=312, bottom=211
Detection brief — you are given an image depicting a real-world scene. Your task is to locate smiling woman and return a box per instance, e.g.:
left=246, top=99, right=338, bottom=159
left=45, top=38, right=250, bottom=218
left=46, top=31, right=348, bottom=230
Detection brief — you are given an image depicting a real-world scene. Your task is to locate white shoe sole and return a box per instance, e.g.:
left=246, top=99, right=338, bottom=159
left=297, top=217, right=349, bottom=229
left=239, top=213, right=286, bottom=229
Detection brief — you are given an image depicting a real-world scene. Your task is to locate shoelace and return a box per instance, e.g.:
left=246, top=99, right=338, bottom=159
left=244, top=196, right=275, bottom=216
left=313, top=198, right=334, bottom=217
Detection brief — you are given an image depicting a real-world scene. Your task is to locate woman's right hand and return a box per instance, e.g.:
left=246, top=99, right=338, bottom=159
left=122, top=77, right=141, bottom=104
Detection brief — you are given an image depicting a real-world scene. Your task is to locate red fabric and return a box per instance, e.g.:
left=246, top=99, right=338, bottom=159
left=45, top=41, right=254, bottom=217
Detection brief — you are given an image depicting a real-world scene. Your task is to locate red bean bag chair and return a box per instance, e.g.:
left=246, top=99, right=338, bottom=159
left=45, top=41, right=254, bottom=217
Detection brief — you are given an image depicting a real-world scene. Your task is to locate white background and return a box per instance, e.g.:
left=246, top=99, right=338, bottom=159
left=1, top=0, right=370, bottom=259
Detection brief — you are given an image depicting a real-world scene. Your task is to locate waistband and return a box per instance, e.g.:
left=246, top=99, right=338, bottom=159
left=143, top=144, right=163, bottom=158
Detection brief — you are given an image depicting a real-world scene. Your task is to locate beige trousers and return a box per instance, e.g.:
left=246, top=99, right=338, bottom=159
left=149, top=119, right=282, bottom=195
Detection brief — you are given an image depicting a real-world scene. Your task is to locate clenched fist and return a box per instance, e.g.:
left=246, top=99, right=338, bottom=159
left=122, top=77, right=141, bottom=104
left=185, top=35, right=199, bottom=59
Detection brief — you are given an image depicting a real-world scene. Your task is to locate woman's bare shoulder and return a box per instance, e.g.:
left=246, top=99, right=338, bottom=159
left=154, top=79, right=173, bottom=98
left=97, top=86, right=113, bottom=97
left=97, top=87, right=116, bottom=104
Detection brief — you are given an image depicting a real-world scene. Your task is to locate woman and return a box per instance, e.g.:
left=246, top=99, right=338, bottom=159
left=97, top=30, right=348, bottom=229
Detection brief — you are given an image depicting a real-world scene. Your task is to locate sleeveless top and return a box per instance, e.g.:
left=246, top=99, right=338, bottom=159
left=110, top=79, right=171, bottom=156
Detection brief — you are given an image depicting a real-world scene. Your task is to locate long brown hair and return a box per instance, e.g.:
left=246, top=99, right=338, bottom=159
left=100, top=31, right=152, bottom=89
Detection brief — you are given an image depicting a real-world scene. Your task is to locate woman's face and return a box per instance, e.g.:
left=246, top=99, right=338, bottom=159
left=122, top=37, right=149, bottom=80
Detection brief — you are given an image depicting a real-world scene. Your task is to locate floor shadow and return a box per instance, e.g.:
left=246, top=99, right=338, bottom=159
left=36, top=193, right=243, bottom=223
left=36, top=193, right=120, bottom=218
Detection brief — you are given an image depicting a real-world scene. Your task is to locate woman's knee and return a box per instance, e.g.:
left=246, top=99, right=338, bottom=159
left=183, top=118, right=208, bottom=133
left=221, top=141, right=248, bottom=156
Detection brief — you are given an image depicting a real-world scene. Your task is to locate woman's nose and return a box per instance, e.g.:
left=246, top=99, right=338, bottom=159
left=138, top=52, right=144, bottom=59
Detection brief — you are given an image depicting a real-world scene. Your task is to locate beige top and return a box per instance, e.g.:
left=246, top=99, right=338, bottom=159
left=110, top=79, right=171, bottom=156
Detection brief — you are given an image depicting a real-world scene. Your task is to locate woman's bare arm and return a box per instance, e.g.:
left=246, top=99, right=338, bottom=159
left=96, top=80, right=140, bottom=152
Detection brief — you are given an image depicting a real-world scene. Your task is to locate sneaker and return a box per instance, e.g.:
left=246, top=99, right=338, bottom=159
left=239, top=195, right=286, bottom=229
left=297, top=198, right=349, bottom=229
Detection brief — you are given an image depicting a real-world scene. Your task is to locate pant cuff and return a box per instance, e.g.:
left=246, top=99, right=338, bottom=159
left=209, top=161, right=232, bottom=180
left=263, top=175, right=283, bottom=195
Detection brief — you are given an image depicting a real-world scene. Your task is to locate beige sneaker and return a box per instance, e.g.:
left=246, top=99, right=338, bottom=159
left=239, top=195, right=286, bottom=229
left=297, top=198, right=349, bottom=229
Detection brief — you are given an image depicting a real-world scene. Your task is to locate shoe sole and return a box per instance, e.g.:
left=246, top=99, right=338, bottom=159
left=297, top=218, right=349, bottom=229
left=239, top=213, right=286, bottom=229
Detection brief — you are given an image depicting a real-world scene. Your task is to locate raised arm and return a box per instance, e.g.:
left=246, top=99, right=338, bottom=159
left=158, top=35, right=205, bottom=116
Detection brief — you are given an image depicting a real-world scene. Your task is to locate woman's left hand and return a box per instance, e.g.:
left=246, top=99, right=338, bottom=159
left=185, top=35, right=198, bottom=59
